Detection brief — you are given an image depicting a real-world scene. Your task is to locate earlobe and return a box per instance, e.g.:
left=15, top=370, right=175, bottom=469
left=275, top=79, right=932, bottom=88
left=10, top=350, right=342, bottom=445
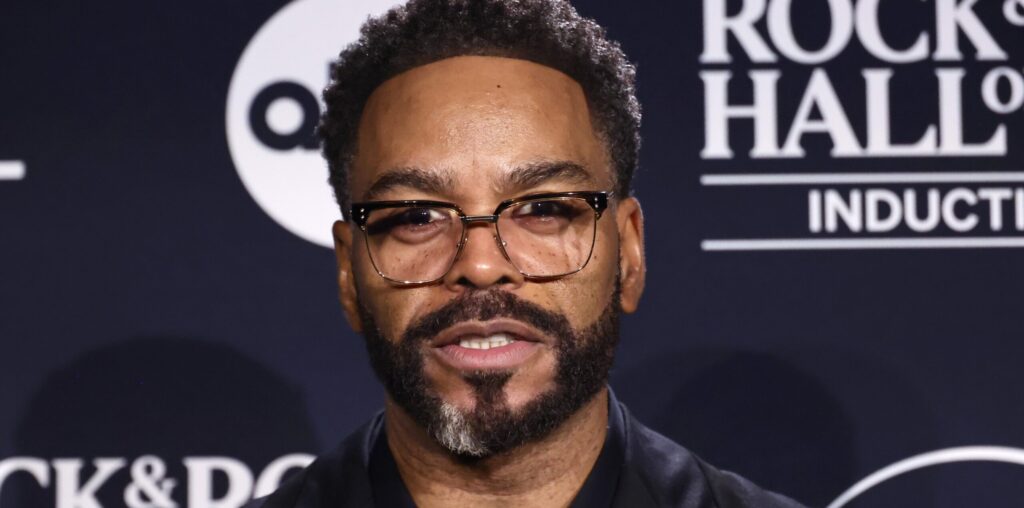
left=615, top=197, right=646, bottom=314
left=332, top=220, right=364, bottom=333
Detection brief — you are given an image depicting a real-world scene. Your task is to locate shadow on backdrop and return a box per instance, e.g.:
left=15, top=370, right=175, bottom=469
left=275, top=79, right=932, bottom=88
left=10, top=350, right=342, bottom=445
left=6, top=336, right=319, bottom=507
left=613, top=348, right=941, bottom=507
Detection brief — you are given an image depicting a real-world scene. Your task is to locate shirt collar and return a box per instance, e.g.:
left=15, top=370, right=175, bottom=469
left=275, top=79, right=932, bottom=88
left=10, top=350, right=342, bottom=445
left=368, top=388, right=626, bottom=507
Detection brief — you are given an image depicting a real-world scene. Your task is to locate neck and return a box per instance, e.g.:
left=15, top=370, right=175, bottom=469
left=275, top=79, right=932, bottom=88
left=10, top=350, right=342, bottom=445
left=384, top=388, right=609, bottom=508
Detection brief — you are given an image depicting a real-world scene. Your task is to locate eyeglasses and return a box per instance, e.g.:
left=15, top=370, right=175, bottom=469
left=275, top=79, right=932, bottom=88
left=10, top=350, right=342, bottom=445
left=350, top=191, right=611, bottom=285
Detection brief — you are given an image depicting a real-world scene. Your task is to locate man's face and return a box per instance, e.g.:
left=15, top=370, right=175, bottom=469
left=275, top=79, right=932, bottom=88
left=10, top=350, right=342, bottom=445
left=333, top=56, right=645, bottom=456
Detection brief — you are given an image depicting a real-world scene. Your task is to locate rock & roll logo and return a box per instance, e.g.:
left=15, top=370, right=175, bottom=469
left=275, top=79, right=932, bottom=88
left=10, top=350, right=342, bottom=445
left=699, top=0, right=1024, bottom=251
left=0, top=454, right=313, bottom=508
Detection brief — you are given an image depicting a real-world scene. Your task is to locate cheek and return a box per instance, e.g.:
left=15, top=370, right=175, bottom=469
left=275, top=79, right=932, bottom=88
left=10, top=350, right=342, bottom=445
left=547, top=238, right=619, bottom=329
left=352, top=255, right=424, bottom=342
left=587, top=223, right=621, bottom=289
left=590, top=228, right=621, bottom=305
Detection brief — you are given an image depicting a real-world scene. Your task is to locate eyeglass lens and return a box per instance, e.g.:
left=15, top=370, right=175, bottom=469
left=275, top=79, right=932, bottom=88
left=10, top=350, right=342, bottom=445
left=362, top=197, right=597, bottom=283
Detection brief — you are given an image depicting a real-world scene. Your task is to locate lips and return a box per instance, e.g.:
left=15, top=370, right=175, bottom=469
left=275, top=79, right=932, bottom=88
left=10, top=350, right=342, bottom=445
left=429, top=318, right=547, bottom=370
left=429, top=318, right=546, bottom=346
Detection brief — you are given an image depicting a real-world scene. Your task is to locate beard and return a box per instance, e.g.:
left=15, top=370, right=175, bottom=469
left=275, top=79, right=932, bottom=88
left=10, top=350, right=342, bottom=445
left=358, top=285, right=620, bottom=459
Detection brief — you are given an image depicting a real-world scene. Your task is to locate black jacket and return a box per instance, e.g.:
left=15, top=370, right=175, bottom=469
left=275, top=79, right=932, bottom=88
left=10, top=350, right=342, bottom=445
left=248, top=390, right=807, bottom=507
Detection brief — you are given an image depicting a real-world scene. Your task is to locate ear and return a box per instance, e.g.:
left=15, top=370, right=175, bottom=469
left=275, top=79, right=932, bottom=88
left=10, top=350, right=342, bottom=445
left=615, top=197, right=646, bottom=314
left=332, top=220, right=364, bottom=333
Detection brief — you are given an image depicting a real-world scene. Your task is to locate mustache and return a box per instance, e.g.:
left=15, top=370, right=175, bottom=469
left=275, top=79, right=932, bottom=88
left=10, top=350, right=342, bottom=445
left=400, top=289, right=573, bottom=346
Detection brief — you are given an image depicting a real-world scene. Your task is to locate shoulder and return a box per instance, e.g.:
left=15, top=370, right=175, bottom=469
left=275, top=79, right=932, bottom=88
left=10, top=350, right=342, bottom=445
left=616, top=401, right=808, bottom=508
left=245, top=412, right=383, bottom=508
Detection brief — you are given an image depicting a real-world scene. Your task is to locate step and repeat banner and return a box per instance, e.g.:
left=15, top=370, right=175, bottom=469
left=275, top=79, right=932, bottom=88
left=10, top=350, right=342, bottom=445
left=2, top=0, right=1023, bottom=506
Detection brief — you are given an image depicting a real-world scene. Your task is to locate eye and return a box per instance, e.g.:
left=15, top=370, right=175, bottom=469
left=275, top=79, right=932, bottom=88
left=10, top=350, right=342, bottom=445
left=507, top=199, right=587, bottom=234
left=366, top=207, right=452, bottom=241
left=398, top=208, right=443, bottom=226
left=513, top=200, right=581, bottom=220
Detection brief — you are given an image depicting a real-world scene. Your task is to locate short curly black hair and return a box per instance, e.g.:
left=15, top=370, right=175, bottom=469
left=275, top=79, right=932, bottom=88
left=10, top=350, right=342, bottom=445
left=318, top=0, right=641, bottom=212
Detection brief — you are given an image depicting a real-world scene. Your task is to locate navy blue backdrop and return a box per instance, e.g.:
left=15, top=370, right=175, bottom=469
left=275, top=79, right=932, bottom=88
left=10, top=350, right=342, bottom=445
left=2, top=0, right=1024, bottom=506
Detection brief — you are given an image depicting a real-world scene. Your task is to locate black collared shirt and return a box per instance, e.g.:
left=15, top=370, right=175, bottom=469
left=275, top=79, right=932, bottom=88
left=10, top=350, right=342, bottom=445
left=248, top=389, right=807, bottom=508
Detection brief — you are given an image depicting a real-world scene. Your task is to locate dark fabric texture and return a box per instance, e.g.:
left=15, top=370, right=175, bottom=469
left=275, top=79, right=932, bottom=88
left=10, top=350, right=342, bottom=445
left=247, top=390, right=808, bottom=508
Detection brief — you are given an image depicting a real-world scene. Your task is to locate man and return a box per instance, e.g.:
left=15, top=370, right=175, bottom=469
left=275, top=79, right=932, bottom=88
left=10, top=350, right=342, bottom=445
left=252, top=0, right=807, bottom=506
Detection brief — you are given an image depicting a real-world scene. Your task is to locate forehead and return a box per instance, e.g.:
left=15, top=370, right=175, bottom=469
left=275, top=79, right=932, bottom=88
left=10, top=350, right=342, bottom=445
left=350, top=55, right=612, bottom=203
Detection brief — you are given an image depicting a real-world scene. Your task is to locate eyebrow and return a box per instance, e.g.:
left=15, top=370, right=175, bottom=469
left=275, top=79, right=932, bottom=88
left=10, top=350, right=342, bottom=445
left=360, top=159, right=595, bottom=201
left=361, top=167, right=457, bottom=201
left=496, top=160, right=594, bottom=194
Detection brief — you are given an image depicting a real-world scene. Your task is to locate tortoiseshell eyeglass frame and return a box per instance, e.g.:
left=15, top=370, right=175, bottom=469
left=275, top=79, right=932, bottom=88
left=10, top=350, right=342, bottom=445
left=349, top=190, right=612, bottom=285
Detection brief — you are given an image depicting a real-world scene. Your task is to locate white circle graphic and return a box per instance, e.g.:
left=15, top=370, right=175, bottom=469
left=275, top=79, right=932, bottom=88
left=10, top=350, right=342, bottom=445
left=829, top=446, right=1024, bottom=507
left=266, top=97, right=305, bottom=135
left=227, top=0, right=400, bottom=247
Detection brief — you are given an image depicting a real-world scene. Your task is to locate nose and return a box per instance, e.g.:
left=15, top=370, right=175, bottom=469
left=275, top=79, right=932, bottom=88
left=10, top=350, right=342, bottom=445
left=442, top=223, right=524, bottom=291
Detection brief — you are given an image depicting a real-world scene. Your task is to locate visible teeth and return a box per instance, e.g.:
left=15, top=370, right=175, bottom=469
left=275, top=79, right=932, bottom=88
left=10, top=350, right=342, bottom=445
left=459, top=334, right=516, bottom=350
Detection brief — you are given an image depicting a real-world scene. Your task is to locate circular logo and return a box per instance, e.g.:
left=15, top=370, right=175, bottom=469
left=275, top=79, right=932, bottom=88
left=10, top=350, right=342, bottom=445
left=226, top=0, right=399, bottom=248
left=829, top=446, right=1024, bottom=507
